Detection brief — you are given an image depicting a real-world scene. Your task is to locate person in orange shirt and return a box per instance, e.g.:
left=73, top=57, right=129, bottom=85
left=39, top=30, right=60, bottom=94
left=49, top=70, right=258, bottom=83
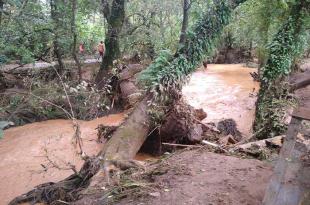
left=97, top=41, right=105, bottom=60
left=79, top=42, right=85, bottom=54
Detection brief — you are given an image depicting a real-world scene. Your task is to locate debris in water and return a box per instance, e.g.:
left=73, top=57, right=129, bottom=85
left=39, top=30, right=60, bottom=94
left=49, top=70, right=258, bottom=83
left=217, top=119, right=242, bottom=141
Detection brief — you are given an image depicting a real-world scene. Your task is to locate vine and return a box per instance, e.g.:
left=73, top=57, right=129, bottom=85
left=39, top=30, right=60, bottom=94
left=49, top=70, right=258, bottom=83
left=254, top=0, right=309, bottom=139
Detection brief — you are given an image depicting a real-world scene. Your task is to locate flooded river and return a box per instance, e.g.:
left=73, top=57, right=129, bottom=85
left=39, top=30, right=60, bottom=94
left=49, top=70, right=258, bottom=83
left=0, top=113, right=125, bottom=205
left=183, top=64, right=259, bottom=136
left=0, top=63, right=259, bottom=204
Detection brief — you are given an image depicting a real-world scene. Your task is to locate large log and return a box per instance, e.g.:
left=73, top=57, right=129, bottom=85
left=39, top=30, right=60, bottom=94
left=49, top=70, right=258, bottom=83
left=290, top=71, right=310, bottom=91
left=99, top=97, right=151, bottom=161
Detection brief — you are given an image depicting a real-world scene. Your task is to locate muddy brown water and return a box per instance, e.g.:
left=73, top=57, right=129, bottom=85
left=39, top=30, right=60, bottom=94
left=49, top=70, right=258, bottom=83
left=0, top=114, right=126, bottom=205
left=0, top=63, right=259, bottom=204
left=183, top=64, right=259, bottom=137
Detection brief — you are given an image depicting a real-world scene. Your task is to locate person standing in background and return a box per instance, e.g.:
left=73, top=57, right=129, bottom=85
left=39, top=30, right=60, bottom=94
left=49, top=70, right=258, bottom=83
left=97, top=41, right=105, bottom=61
left=79, top=42, right=85, bottom=54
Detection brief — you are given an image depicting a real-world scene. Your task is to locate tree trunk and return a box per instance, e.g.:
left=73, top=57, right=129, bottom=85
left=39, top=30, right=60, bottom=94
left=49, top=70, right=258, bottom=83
left=50, top=0, right=65, bottom=73
left=99, top=97, right=151, bottom=161
left=0, top=0, right=3, bottom=26
left=179, top=0, right=191, bottom=45
left=96, top=0, right=126, bottom=85
left=145, top=12, right=156, bottom=60
left=70, top=0, right=82, bottom=82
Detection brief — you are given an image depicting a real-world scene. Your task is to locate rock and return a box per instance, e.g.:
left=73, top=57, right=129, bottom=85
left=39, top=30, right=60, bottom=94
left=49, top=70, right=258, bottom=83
left=149, top=192, right=161, bottom=197
left=194, top=108, right=207, bottom=121
left=188, top=124, right=204, bottom=143
left=201, top=123, right=221, bottom=133
left=217, top=119, right=242, bottom=141
left=0, top=121, right=14, bottom=129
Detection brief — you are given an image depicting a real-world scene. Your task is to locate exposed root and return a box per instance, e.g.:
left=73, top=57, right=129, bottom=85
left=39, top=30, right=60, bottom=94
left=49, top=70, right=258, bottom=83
left=9, top=157, right=101, bottom=205
left=160, top=100, right=204, bottom=145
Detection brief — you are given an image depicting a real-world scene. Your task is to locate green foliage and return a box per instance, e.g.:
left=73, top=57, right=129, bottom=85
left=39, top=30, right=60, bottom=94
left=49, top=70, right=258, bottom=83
left=226, top=0, right=306, bottom=66
left=0, top=0, right=105, bottom=64
left=139, top=0, right=237, bottom=102
left=0, top=1, right=53, bottom=63
left=255, top=82, right=296, bottom=139
left=121, top=0, right=212, bottom=58
left=262, top=17, right=307, bottom=82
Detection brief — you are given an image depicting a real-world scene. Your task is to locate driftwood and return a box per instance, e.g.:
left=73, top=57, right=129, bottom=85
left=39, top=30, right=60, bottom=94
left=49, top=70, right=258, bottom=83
left=235, top=136, right=284, bottom=150
left=162, top=142, right=202, bottom=148
left=201, top=140, right=220, bottom=148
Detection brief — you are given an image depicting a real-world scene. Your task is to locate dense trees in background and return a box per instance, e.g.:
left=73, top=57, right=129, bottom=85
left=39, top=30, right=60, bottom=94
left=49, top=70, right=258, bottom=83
left=0, top=0, right=309, bottom=68
left=0, top=0, right=217, bottom=66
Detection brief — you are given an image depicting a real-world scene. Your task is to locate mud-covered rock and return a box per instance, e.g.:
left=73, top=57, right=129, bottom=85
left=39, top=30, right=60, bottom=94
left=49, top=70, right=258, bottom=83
left=194, top=108, right=207, bottom=121
left=188, top=124, right=204, bottom=143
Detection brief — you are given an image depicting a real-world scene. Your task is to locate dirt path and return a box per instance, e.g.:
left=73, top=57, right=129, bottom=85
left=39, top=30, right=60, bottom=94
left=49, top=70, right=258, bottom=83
left=1, top=58, right=100, bottom=71
left=182, top=64, right=259, bottom=137
left=118, top=150, right=273, bottom=205
left=0, top=113, right=125, bottom=205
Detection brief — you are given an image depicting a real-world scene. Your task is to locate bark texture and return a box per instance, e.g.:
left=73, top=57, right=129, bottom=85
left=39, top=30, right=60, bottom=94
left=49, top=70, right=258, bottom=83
left=70, top=0, right=82, bottom=82
left=0, top=0, right=3, bottom=25
left=50, top=0, right=65, bottom=73
left=179, top=0, right=191, bottom=45
left=96, top=0, right=126, bottom=85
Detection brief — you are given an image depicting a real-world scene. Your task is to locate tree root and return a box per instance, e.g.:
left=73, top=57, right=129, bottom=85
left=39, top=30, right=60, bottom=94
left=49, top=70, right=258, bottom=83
left=9, top=157, right=101, bottom=205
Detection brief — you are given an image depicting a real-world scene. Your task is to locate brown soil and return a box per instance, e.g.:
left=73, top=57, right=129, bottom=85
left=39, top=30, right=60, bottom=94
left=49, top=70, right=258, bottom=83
left=117, top=149, right=273, bottom=205
left=0, top=113, right=125, bottom=205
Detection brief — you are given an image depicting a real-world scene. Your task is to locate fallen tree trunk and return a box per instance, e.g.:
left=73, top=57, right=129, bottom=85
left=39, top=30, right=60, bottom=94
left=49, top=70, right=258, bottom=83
left=290, top=72, right=310, bottom=91
left=235, top=135, right=284, bottom=150
left=98, top=97, right=151, bottom=161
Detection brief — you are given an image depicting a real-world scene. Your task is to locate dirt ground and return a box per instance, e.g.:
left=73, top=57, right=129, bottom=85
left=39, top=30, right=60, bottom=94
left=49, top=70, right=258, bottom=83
left=117, top=149, right=273, bottom=205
